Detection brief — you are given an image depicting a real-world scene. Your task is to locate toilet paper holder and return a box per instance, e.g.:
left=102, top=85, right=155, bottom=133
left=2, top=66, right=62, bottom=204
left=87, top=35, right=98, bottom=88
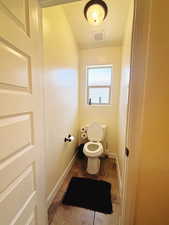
left=64, top=134, right=74, bottom=143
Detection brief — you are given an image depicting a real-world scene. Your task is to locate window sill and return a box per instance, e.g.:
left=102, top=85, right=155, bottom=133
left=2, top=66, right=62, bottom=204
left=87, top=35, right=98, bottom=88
left=86, top=104, right=112, bottom=107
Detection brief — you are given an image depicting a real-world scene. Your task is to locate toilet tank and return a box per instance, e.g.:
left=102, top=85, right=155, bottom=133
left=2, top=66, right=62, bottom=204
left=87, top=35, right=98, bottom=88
left=86, top=123, right=106, bottom=141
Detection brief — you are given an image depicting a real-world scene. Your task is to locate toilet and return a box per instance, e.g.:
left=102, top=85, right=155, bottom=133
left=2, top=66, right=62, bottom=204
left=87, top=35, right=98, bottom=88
left=83, top=122, right=105, bottom=174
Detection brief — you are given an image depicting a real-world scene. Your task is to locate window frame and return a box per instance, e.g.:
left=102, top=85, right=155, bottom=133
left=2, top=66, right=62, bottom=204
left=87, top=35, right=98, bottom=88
left=86, top=65, right=113, bottom=106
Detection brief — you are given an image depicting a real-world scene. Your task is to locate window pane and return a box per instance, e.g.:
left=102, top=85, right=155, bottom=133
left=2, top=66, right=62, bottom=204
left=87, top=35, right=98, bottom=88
left=88, top=88, right=110, bottom=104
left=88, top=67, right=112, bottom=86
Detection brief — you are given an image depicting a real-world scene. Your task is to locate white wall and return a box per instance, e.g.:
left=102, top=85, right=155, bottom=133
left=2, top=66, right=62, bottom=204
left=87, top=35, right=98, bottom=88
left=79, top=47, right=121, bottom=154
left=43, top=5, right=79, bottom=202
left=118, top=1, right=134, bottom=174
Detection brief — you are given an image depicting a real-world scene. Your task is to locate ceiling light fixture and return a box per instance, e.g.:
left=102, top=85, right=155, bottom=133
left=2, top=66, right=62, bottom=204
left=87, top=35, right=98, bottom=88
left=84, top=0, right=108, bottom=26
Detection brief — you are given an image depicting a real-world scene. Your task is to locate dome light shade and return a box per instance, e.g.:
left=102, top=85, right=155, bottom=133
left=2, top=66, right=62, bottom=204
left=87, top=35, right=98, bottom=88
left=84, top=0, right=108, bottom=26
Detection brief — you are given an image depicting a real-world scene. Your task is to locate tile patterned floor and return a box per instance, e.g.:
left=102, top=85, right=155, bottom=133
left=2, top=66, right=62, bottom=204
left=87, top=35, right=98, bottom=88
left=49, top=157, right=120, bottom=225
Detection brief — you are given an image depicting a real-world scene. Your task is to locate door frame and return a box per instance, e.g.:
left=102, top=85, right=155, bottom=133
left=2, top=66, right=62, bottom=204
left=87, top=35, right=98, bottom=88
left=120, top=0, right=152, bottom=224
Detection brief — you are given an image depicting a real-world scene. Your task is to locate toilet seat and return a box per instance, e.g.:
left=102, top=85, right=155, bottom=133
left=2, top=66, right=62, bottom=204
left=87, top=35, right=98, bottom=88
left=83, top=142, right=103, bottom=157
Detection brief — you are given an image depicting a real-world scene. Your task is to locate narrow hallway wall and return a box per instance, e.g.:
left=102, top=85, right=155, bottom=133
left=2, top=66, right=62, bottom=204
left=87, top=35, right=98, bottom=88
left=43, top=5, right=79, bottom=205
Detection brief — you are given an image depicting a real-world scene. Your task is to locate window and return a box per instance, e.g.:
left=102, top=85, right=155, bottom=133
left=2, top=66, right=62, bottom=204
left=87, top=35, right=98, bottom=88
left=87, top=65, right=112, bottom=105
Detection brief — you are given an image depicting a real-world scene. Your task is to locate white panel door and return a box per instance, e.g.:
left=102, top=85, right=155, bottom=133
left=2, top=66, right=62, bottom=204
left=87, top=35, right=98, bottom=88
left=0, top=0, right=47, bottom=225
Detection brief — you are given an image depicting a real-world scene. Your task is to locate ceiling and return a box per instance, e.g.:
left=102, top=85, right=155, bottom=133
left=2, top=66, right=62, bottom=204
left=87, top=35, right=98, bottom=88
left=40, top=0, right=81, bottom=8
left=63, top=0, right=131, bottom=49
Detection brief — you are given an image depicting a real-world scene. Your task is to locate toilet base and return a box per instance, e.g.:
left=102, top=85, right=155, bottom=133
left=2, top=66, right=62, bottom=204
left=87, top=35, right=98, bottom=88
left=87, top=157, right=100, bottom=175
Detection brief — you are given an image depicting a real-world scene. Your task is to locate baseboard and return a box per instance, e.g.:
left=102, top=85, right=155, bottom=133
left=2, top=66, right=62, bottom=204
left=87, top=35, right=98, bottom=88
left=108, top=152, right=122, bottom=200
left=107, top=152, right=117, bottom=159
left=47, top=153, right=77, bottom=208
left=115, top=155, right=122, bottom=199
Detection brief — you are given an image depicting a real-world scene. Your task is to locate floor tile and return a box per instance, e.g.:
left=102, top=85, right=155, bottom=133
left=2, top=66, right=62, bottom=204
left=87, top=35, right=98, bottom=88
left=94, top=204, right=119, bottom=225
left=52, top=205, right=94, bottom=225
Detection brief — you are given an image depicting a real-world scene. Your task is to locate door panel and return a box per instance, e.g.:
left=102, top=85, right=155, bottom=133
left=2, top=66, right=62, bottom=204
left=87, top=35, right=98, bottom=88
left=0, top=0, right=46, bottom=225
left=12, top=195, right=36, bottom=225
left=1, top=0, right=26, bottom=22
left=0, top=166, right=35, bottom=225
left=0, top=40, right=31, bottom=90
left=0, top=146, right=35, bottom=192
left=0, top=0, right=30, bottom=35
left=0, top=114, right=33, bottom=161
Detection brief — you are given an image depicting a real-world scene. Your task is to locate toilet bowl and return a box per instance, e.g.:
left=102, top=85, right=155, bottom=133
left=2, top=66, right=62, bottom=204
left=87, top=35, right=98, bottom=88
left=83, top=122, right=105, bottom=175
left=83, top=142, right=103, bottom=157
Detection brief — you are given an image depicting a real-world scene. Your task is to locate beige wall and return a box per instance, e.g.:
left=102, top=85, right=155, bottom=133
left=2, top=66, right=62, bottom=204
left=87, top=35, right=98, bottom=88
left=135, top=0, right=169, bottom=224
left=118, top=1, right=134, bottom=175
left=43, top=6, right=79, bottom=200
left=79, top=47, right=121, bottom=154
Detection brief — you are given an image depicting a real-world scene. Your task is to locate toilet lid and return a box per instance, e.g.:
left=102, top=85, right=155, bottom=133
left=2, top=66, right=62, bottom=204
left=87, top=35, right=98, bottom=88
left=87, top=122, right=103, bottom=142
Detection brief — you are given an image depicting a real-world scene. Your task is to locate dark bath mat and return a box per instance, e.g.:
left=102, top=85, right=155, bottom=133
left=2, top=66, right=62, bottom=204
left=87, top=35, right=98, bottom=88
left=62, top=177, right=113, bottom=214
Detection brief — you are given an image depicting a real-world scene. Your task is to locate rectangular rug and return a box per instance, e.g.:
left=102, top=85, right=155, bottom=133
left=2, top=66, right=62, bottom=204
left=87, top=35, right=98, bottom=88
left=62, top=177, right=113, bottom=214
